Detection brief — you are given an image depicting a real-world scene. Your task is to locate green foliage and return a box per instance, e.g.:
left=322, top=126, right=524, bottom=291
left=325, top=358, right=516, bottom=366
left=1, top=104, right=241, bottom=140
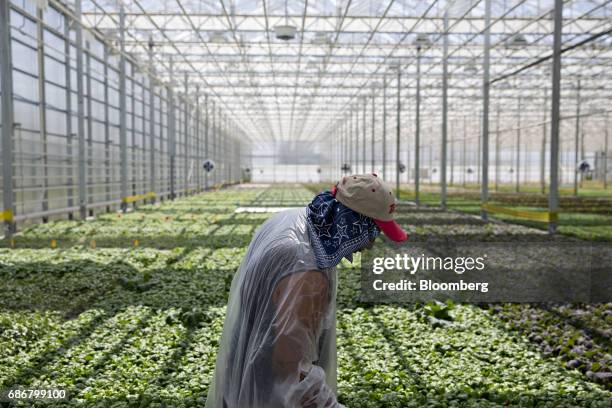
left=0, top=186, right=610, bottom=407
left=419, top=300, right=456, bottom=327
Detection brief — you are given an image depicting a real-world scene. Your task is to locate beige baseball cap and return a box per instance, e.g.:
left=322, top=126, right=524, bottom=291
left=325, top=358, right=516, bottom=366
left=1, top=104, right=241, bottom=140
left=333, top=173, right=407, bottom=242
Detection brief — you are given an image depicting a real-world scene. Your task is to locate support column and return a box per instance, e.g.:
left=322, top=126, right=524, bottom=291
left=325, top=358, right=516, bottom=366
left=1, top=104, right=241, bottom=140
left=130, top=62, right=136, bottom=199
left=573, top=78, right=581, bottom=196
left=450, top=121, right=454, bottom=186
left=221, top=113, right=226, bottom=183
left=415, top=49, right=421, bottom=204
left=477, top=109, right=481, bottom=185
left=440, top=11, right=449, bottom=208
left=348, top=111, right=352, bottom=170
left=371, top=91, right=375, bottom=172
left=480, top=0, right=491, bottom=219
left=382, top=75, right=387, bottom=181
left=65, top=17, right=74, bottom=217
left=86, top=41, right=94, bottom=211
left=228, top=119, right=232, bottom=183
left=36, top=6, right=49, bottom=220
left=76, top=0, right=87, bottom=218
left=355, top=107, right=359, bottom=172
left=168, top=56, right=176, bottom=199
left=184, top=73, right=189, bottom=193
left=195, top=86, right=200, bottom=191
left=396, top=68, right=401, bottom=198
left=227, top=116, right=231, bottom=183
left=429, top=142, right=433, bottom=186
left=362, top=98, right=366, bottom=173
left=148, top=41, right=156, bottom=200
left=1, top=0, right=15, bottom=236
left=462, top=116, right=467, bottom=187
left=141, top=68, right=146, bottom=197
left=344, top=118, right=349, bottom=172
left=604, top=114, right=609, bottom=189
left=516, top=96, right=521, bottom=193
left=340, top=122, right=344, bottom=173
left=118, top=6, right=128, bottom=210
left=103, top=45, right=110, bottom=209
left=541, top=88, right=547, bottom=194
left=549, top=0, right=563, bottom=234
left=204, top=94, right=209, bottom=189
left=495, top=105, right=500, bottom=192
left=212, top=101, right=216, bottom=186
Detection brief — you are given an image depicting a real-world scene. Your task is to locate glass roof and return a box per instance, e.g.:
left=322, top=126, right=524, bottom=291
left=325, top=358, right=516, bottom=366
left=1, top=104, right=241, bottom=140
left=75, top=0, right=611, bottom=146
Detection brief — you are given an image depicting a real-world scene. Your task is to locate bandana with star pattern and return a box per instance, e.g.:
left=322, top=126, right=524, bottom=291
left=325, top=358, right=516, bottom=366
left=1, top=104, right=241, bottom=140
left=306, top=190, right=380, bottom=269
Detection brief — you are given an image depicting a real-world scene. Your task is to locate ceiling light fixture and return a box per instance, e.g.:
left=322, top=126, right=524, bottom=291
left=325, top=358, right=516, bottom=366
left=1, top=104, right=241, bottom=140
left=505, top=33, right=528, bottom=48
left=275, top=0, right=297, bottom=41
left=312, top=32, right=330, bottom=45
left=210, top=31, right=227, bottom=44
left=413, top=33, right=432, bottom=49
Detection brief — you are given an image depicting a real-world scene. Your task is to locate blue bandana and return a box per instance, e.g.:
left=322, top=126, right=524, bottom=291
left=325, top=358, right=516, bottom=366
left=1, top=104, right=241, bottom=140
left=306, top=190, right=380, bottom=269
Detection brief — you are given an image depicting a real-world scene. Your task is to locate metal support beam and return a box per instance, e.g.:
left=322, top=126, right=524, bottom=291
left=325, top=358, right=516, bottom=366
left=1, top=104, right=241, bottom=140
left=184, top=73, right=189, bottom=193
left=345, top=119, right=349, bottom=173
left=477, top=109, right=481, bottom=186
left=462, top=116, right=467, bottom=188
left=130, top=63, right=136, bottom=200
left=141, top=70, right=146, bottom=198
left=212, top=101, right=216, bottom=186
left=549, top=0, right=563, bottom=234
left=76, top=0, right=87, bottom=219
left=103, top=45, right=110, bottom=209
left=516, top=96, right=521, bottom=193
left=540, top=88, right=547, bottom=194
left=429, top=143, right=433, bottom=186
left=222, top=114, right=226, bottom=183
left=228, top=120, right=232, bottom=183
left=415, top=49, right=421, bottom=205
left=441, top=11, right=449, bottom=208
left=382, top=75, right=387, bottom=181
left=168, top=56, right=176, bottom=199
left=450, top=121, right=454, bottom=186
left=573, top=78, right=581, bottom=196
left=204, top=94, right=209, bottom=189
left=605, top=114, right=609, bottom=189
left=362, top=98, right=366, bottom=173
left=495, top=105, right=500, bottom=192
left=65, top=17, right=74, bottom=217
left=148, top=41, right=156, bottom=201
left=119, top=6, right=128, bottom=210
left=580, top=122, right=585, bottom=189
left=1, top=0, right=15, bottom=236
left=225, top=115, right=229, bottom=183
left=36, top=6, right=49, bottom=220
left=371, top=91, right=375, bottom=172
left=196, top=86, right=200, bottom=190
left=87, top=41, right=94, bottom=213
left=480, top=0, right=491, bottom=220
left=396, top=68, right=401, bottom=198
left=355, top=107, right=359, bottom=173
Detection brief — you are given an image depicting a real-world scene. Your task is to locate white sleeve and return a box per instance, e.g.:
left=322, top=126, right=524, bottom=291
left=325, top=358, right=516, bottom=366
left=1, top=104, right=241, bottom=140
left=281, top=365, right=345, bottom=408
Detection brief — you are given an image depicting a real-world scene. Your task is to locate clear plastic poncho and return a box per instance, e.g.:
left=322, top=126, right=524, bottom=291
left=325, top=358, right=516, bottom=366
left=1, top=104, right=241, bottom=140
left=206, top=208, right=344, bottom=408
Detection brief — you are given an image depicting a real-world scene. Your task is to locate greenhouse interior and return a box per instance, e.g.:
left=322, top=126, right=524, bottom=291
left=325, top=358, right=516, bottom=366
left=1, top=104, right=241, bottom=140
left=0, top=0, right=611, bottom=406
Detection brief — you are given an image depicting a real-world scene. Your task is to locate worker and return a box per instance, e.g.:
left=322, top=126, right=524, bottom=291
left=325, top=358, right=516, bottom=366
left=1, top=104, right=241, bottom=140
left=206, top=174, right=408, bottom=408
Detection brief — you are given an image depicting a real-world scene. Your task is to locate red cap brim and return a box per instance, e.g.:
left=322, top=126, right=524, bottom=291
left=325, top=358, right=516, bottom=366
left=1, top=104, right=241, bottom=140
left=374, top=219, right=408, bottom=242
